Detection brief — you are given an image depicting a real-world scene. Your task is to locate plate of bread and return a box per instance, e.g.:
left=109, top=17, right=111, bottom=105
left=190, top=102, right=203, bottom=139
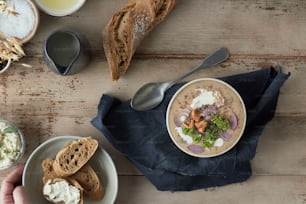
left=22, top=136, right=118, bottom=204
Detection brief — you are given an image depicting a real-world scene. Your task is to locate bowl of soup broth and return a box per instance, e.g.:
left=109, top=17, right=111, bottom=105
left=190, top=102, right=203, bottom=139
left=166, top=78, right=246, bottom=158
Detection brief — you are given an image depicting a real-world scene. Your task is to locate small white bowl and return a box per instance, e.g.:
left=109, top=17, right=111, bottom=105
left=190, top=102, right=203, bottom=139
left=34, top=0, right=86, bottom=16
left=0, top=0, right=40, bottom=43
left=0, top=59, right=11, bottom=74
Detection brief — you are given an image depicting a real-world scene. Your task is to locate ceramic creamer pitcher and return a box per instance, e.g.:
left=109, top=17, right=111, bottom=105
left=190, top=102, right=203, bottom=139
left=43, top=30, right=90, bottom=75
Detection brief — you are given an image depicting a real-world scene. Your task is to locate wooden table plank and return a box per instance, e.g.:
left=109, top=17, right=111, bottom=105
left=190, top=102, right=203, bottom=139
left=24, top=0, right=306, bottom=56
left=116, top=175, right=306, bottom=204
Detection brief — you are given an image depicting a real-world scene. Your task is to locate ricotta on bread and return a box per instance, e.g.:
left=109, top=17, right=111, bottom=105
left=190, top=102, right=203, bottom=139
left=41, top=137, right=106, bottom=203
left=43, top=178, right=83, bottom=204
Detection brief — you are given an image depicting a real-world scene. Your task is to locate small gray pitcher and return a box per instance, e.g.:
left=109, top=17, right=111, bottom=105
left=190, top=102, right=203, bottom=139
left=43, top=30, right=90, bottom=75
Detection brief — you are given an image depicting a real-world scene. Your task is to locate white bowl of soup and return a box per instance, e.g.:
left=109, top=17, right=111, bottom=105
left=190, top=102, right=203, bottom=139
left=166, top=78, right=246, bottom=158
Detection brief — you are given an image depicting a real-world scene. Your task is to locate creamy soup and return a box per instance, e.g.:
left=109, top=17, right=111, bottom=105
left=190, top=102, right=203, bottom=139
left=167, top=78, right=246, bottom=157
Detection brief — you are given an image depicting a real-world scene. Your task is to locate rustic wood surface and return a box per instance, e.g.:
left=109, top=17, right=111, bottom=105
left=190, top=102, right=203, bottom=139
left=0, top=0, right=304, bottom=203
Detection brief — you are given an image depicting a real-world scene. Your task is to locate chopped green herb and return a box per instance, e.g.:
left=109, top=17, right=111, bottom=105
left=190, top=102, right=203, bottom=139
left=3, top=127, right=16, bottom=134
left=212, top=114, right=229, bottom=131
left=180, top=113, right=231, bottom=148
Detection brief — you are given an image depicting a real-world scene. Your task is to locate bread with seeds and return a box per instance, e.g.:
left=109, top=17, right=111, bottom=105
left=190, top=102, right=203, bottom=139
left=102, top=0, right=176, bottom=81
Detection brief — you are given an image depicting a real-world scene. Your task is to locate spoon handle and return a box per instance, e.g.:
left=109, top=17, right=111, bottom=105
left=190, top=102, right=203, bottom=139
left=165, top=47, right=230, bottom=90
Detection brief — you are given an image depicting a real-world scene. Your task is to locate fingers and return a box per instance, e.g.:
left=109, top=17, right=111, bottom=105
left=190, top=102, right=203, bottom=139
left=13, top=186, right=29, bottom=204
left=0, top=165, right=24, bottom=199
left=3, top=165, right=24, bottom=184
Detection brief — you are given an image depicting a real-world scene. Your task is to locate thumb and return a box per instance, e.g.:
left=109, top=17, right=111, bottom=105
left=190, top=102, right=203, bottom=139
left=13, top=186, right=29, bottom=204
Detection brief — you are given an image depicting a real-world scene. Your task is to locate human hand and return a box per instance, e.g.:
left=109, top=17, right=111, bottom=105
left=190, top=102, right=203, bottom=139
left=0, top=165, right=29, bottom=204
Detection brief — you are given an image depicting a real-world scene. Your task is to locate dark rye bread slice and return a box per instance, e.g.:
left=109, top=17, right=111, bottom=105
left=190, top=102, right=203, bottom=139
left=102, top=0, right=175, bottom=81
left=70, top=163, right=105, bottom=201
left=53, top=137, right=98, bottom=177
left=43, top=178, right=84, bottom=204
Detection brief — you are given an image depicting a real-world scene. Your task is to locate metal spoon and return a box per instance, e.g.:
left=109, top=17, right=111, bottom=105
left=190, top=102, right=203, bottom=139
left=130, top=47, right=230, bottom=111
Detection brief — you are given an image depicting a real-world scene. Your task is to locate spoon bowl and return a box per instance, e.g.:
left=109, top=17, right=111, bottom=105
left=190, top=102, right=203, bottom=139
left=130, top=47, right=230, bottom=111
left=131, top=82, right=167, bottom=111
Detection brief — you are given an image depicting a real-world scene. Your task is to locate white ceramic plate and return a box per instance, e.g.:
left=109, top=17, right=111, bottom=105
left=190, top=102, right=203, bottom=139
left=22, top=136, right=118, bottom=204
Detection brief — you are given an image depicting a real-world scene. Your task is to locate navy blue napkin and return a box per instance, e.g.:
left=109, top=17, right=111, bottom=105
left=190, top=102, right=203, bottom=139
left=91, top=67, right=289, bottom=191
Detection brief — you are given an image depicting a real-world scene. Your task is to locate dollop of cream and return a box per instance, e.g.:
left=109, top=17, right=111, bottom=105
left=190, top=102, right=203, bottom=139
left=190, top=89, right=215, bottom=109
left=175, top=127, right=193, bottom=144
left=190, top=89, right=224, bottom=109
left=214, top=138, right=224, bottom=147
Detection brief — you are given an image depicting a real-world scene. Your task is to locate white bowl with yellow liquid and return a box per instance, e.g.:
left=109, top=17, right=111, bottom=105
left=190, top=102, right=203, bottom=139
left=34, top=0, right=86, bottom=16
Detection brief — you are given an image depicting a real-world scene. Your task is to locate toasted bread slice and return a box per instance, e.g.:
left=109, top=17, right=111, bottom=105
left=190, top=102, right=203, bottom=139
left=43, top=178, right=83, bottom=204
left=70, top=163, right=105, bottom=201
left=52, top=137, right=98, bottom=177
left=42, top=158, right=57, bottom=184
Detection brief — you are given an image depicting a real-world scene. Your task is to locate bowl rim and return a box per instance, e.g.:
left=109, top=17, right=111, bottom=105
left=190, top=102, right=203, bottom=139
left=22, top=135, right=118, bottom=204
left=166, top=77, right=247, bottom=158
left=0, top=0, right=40, bottom=43
left=0, top=119, right=25, bottom=171
left=22, top=0, right=40, bottom=43
left=0, top=59, right=11, bottom=74
left=33, top=0, right=86, bottom=17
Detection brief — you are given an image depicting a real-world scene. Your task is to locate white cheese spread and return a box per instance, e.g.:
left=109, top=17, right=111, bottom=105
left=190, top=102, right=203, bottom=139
left=43, top=180, right=80, bottom=204
left=0, top=122, right=22, bottom=169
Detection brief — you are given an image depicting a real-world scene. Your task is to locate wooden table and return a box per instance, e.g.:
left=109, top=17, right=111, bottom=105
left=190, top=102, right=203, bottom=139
left=0, top=0, right=304, bottom=203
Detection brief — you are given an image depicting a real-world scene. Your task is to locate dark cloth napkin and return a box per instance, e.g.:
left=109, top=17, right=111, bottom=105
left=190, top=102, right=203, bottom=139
left=91, top=67, right=289, bottom=191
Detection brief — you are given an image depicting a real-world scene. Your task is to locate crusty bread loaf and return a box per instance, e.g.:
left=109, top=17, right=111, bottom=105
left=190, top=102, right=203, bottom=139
left=52, top=137, right=98, bottom=177
left=43, top=178, right=84, bottom=204
left=102, top=0, right=176, bottom=81
left=70, top=163, right=105, bottom=201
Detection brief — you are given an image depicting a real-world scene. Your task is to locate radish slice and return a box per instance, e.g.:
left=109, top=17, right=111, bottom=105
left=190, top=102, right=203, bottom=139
left=174, top=109, right=190, bottom=127
left=220, top=131, right=232, bottom=141
left=187, top=144, right=204, bottom=154
left=229, top=114, right=238, bottom=130
left=201, top=107, right=217, bottom=117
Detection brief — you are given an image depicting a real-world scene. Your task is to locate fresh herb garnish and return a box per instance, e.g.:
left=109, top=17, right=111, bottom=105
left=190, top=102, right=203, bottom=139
left=211, top=114, right=229, bottom=131
left=3, top=127, right=16, bottom=134
left=180, top=113, right=230, bottom=148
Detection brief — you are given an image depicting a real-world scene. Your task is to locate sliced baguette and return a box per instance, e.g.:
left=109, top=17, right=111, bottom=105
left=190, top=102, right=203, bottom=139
left=52, top=137, right=98, bottom=177
left=70, top=163, right=105, bottom=201
left=42, top=158, right=104, bottom=201
left=43, top=178, right=83, bottom=204
left=42, top=158, right=57, bottom=184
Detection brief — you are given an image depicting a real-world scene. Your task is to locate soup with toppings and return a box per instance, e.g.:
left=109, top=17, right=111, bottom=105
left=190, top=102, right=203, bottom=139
left=166, top=78, right=246, bottom=157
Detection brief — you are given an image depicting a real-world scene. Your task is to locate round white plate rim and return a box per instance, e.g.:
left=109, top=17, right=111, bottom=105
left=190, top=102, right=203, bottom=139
left=22, top=135, right=118, bottom=204
left=166, top=77, right=247, bottom=158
